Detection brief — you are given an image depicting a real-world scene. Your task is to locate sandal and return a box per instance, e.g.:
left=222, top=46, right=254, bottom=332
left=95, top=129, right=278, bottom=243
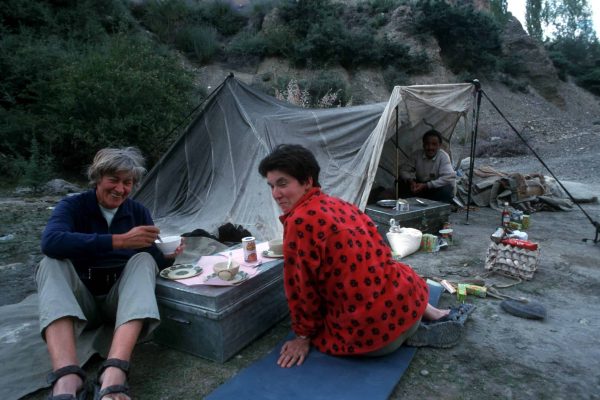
left=94, top=358, right=130, bottom=400
left=47, top=365, right=88, bottom=400
left=406, top=304, right=476, bottom=348
left=424, top=303, right=476, bottom=326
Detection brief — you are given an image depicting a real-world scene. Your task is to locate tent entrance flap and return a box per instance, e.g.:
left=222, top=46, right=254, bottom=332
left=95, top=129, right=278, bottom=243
left=134, top=76, right=475, bottom=240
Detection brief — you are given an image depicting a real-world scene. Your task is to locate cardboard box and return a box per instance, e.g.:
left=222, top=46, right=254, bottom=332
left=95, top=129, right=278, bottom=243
left=153, top=259, right=288, bottom=362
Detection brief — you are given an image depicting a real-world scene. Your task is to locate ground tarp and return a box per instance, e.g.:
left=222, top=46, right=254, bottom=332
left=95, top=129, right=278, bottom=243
left=133, top=76, right=475, bottom=240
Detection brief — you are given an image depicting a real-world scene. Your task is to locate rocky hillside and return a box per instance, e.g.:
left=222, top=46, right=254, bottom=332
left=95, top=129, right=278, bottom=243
left=193, top=0, right=600, bottom=151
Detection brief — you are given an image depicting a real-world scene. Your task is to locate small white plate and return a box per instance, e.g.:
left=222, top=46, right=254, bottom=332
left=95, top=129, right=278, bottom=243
left=262, top=250, right=284, bottom=259
left=160, top=264, right=203, bottom=280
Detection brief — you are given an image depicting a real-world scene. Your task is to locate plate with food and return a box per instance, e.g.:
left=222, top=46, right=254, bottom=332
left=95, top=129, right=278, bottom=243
left=160, top=264, right=203, bottom=280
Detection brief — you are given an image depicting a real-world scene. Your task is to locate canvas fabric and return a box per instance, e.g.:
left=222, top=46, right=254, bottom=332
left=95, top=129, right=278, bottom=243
left=133, top=77, right=475, bottom=240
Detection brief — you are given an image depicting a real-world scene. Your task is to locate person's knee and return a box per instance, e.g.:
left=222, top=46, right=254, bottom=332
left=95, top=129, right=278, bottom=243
left=36, top=256, right=76, bottom=286
left=122, top=252, right=159, bottom=282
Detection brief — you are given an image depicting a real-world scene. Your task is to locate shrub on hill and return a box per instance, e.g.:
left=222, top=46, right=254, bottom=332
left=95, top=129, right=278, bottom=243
left=414, top=0, right=502, bottom=74
left=225, top=0, right=429, bottom=74
left=0, top=0, right=198, bottom=183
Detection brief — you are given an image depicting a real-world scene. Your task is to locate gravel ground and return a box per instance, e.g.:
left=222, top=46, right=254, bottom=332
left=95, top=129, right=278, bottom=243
left=8, top=189, right=600, bottom=400
left=3, top=79, right=600, bottom=399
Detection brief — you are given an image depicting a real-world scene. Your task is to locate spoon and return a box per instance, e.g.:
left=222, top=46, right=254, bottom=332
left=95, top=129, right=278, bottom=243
left=227, top=251, right=232, bottom=269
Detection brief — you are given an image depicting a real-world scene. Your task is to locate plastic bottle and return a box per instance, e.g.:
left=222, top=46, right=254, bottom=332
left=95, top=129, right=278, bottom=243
left=501, top=202, right=510, bottom=227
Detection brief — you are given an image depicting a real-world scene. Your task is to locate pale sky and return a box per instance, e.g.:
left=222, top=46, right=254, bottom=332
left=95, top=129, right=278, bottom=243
left=507, top=0, right=600, bottom=36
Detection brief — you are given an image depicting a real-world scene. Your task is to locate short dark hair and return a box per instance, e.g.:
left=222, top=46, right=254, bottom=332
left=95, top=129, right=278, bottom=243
left=422, top=129, right=443, bottom=144
left=258, top=144, right=321, bottom=187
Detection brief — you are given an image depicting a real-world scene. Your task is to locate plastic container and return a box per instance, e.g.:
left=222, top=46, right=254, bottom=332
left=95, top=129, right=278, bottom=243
left=241, top=236, right=258, bottom=263
left=501, top=202, right=510, bottom=227
left=438, top=228, right=453, bottom=245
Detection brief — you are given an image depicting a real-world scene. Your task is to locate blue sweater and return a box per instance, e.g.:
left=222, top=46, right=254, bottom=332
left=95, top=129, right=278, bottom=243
left=41, top=189, right=170, bottom=275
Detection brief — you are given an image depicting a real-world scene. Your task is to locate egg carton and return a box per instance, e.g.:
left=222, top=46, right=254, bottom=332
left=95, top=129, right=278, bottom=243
left=484, top=242, right=540, bottom=280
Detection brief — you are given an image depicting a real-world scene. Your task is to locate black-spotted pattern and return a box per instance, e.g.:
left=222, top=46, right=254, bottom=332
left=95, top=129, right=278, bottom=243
left=278, top=188, right=429, bottom=356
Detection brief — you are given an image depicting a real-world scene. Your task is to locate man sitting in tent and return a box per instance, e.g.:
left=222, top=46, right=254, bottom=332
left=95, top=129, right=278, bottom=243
left=398, top=130, right=456, bottom=203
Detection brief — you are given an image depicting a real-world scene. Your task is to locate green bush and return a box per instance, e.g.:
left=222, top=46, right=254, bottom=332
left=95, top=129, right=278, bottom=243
left=17, top=136, right=54, bottom=191
left=133, top=0, right=246, bottom=45
left=199, top=1, right=246, bottom=37
left=226, top=33, right=267, bottom=56
left=272, top=71, right=352, bottom=108
left=131, top=0, right=191, bottom=43
left=546, top=37, right=600, bottom=91
left=175, top=25, right=219, bottom=63
left=245, top=0, right=429, bottom=73
left=369, top=0, right=399, bottom=14
left=0, top=0, right=198, bottom=182
left=303, top=71, right=351, bottom=107
left=576, top=68, right=600, bottom=96
left=33, top=37, right=196, bottom=169
left=415, top=0, right=502, bottom=74
left=546, top=49, right=569, bottom=80
left=291, top=18, right=349, bottom=68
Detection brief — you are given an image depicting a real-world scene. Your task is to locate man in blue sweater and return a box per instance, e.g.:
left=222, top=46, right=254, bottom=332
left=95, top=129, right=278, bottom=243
left=37, top=147, right=181, bottom=400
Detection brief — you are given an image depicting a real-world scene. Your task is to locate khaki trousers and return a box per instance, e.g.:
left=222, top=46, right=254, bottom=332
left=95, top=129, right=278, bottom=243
left=35, top=252, right=160, bottom=341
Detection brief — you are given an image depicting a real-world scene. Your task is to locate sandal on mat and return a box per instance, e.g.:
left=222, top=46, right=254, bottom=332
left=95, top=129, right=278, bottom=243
left=94, top=358, right=130, bottom=400
left=47, top=365, right=88, bottom=400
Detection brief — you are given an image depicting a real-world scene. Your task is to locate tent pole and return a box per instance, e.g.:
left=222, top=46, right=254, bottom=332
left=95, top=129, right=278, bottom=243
left=395, top=105, right=399, bottom=199
left=466, top=80, right=482, bottom=224
left=480, top=88, right=600, bottom=243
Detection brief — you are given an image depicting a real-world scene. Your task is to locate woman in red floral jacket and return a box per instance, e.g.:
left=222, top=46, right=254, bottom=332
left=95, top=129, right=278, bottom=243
left=259, top=144, right=459, bottom=368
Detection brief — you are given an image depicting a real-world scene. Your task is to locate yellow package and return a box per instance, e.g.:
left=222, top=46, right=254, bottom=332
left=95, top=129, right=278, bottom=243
left=464, top=284, right=487, bottom=298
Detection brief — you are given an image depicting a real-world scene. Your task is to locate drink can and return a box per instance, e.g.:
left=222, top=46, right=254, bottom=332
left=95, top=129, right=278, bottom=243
left=521, top=214, right=530, bottom=230
left=241, top=236, right=258, bottom=263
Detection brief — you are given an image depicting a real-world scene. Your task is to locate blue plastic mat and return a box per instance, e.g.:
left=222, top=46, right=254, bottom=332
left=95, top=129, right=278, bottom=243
left=206, top=284, right=443, bottom=400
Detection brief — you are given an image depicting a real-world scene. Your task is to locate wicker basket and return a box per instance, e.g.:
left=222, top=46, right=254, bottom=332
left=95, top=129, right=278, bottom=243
left=484, top=242, right=540, bottom=280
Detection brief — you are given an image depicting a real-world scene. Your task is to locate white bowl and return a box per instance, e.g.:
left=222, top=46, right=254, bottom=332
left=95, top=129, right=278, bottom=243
left=155, top=235, right=181, bottom=255
left=213, top=261, right=240, bottom=281
left=268, top=238, right=283, bottom=255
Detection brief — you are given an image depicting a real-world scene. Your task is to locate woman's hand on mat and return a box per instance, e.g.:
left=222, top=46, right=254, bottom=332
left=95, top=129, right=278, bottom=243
left=277, top=338, right=310, bottom=368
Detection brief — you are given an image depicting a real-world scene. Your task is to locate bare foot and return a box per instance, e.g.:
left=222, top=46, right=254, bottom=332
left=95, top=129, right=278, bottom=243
left=99, top=366, right=130, bottom=400
left=422, top=304, right=451, bottom=321
left=51, top=373, right=83, bottom=397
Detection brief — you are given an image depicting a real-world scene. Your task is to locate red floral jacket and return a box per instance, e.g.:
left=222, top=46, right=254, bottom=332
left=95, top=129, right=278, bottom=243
left=279, top=188, right=429, bottom=355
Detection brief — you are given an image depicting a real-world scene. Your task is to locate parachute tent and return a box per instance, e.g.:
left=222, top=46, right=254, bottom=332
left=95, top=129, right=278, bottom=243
left=134, top=75, right=476, bottom=240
